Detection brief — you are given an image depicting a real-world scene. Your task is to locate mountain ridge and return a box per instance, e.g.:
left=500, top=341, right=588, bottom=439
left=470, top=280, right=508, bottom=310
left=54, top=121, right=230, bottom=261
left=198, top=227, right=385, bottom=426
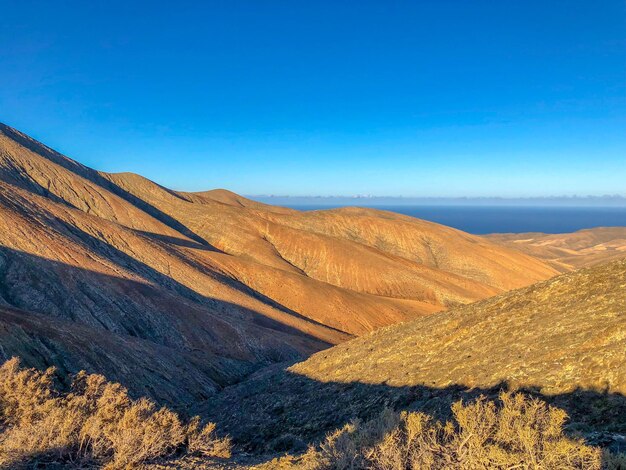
left=0, top=122, right=560, bottom=407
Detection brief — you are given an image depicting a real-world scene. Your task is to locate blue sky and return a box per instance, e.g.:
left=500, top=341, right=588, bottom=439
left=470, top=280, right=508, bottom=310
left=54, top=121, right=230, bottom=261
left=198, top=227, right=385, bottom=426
left=1, top=1, right=625, bottom=197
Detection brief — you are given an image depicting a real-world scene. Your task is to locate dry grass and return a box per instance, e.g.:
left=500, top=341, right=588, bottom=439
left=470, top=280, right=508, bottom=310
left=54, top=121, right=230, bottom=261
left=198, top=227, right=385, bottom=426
left=266, top=392, right=623, bottom=470
left=0, top=357, right=231, bottom=469
left=291, top=258, right=626, bottom=399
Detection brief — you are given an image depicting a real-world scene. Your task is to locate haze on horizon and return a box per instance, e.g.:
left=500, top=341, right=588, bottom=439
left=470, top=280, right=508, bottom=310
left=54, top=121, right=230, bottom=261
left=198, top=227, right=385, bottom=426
left=1, top=1, right=625, bottom=197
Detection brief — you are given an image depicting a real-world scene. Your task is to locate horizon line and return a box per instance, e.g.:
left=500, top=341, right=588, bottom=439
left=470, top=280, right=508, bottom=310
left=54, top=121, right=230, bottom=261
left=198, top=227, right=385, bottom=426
left=248, top=194, right=626, bottom=200
left=247, top=194, right=626, bottom=208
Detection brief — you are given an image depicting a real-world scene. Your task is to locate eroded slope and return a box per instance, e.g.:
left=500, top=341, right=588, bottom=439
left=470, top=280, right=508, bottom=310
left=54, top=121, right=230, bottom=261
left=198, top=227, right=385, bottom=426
left=0, top=122, right=558, bottom=336
left=0, top=122, right=561, bottom=408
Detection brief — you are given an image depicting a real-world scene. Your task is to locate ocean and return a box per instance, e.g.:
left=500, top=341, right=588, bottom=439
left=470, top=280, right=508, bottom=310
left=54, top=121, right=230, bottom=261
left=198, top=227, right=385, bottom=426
left=283, top=205, right=626, bottom=235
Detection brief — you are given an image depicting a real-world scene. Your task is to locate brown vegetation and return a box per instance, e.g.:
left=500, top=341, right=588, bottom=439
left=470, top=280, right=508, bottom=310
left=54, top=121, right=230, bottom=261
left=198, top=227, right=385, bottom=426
left=268, top=393, right=610, bottom=470
left=0, top=358, right=230, bottom=469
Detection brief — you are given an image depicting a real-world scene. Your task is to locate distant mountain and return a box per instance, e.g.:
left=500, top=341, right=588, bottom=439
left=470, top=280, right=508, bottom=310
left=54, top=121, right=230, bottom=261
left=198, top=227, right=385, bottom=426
left=485, top=227, right=626, bottom=271
left=0, top=122, right=557, bottom=406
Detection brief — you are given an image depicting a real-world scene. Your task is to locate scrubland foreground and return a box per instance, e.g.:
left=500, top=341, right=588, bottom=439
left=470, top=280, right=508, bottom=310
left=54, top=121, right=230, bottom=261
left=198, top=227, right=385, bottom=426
left=262, top=394, right=624, bottom=470
left=2, top=260, right=625, bottom=469
left=0, top=359, right=623, bottom=469
left=0, top=358, right=231, bottom=469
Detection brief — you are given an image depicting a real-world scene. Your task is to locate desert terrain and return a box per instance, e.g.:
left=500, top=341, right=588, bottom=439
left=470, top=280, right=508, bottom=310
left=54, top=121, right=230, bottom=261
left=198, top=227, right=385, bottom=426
left=486, top=228, right=626, bottom=272
left=0, top=123, right=624, bottom=469
left=0, top=122, right=558, bottom=404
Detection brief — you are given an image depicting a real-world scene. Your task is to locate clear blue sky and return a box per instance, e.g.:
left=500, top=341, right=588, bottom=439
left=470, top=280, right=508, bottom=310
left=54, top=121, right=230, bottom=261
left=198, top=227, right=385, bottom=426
left=1, top=1, right=625, bottom=197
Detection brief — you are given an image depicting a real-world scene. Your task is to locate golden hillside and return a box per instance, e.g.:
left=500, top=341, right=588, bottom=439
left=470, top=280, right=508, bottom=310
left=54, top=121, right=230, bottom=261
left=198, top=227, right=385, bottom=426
left=0, top=123, right=558, bottom=405
left=292, top=258, right=625, bottom=394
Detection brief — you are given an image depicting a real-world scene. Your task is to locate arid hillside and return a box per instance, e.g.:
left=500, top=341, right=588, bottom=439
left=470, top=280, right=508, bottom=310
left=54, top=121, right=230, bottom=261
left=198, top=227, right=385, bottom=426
left=292, top=258, right=625, bottom=393
left=486, top=227, right=626, bottom=272
left=0, top=122, right=557, bottom=406
left=204, top=258, right=625, bottom=452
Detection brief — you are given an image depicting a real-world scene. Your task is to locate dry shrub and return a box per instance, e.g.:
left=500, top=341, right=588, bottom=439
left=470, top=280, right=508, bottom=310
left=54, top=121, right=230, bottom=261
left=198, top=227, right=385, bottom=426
left=283, top=392, right=620, bottom=470
left=186, top=418, right=232, bottom=459
left=0, top=357, right=231, bottom=469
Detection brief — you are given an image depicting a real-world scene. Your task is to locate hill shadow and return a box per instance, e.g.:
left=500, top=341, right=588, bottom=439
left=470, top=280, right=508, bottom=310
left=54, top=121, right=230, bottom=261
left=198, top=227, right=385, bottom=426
left=0, top=243, right=334, bottom=351
left=5, top=197, right=344, bottom=337
left=0, top=242, right=349, bottom=408
left=133, top=229, right=216, bottom=251
left=199, top=367, right=626, bottom=459
left=61, top=211, right=349, bottom=336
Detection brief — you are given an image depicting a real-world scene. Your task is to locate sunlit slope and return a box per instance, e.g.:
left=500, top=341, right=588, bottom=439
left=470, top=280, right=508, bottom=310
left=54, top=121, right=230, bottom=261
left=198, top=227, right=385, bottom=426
left=0, top=122, right=562, bottom=407
left=293, top=258, right=626, bottom=395
left=0, top=123, right=557, bottom=335
left=108, top=171, right=557, bottom=303
left=260, top=206, right=558, bottom=291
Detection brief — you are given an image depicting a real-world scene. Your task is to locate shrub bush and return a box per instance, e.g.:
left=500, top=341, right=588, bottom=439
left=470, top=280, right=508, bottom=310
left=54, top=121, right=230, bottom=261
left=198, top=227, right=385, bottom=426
left=0, top=357, right=230, bottom=469
left=280, top=392, right=614, bottom=470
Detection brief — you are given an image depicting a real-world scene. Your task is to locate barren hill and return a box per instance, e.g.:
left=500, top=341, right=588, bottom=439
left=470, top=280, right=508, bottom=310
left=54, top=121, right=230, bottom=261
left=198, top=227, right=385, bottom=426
left=204, top=258, right=626, bottom=450
left=0, top=122, right=557, bottom=406
left=486, top=228, right=626, bottom=272
left=292, top=258, right=625, bottom=393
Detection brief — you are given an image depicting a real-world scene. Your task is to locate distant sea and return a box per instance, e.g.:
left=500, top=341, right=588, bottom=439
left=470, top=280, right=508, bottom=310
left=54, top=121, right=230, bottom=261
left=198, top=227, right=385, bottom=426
left=279, top=205, right=626, bottom=235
